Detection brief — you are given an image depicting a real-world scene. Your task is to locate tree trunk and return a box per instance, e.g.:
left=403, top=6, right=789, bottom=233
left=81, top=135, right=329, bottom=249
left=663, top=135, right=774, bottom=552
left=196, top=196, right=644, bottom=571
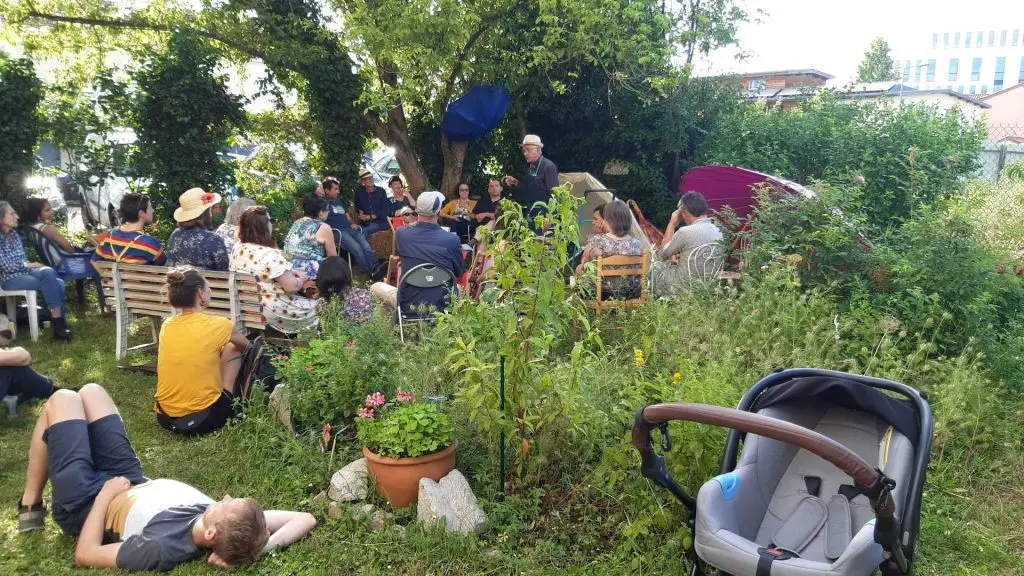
left=439, top=135, right=468, bottom=197
left=366, top=104, right=431, bottom=194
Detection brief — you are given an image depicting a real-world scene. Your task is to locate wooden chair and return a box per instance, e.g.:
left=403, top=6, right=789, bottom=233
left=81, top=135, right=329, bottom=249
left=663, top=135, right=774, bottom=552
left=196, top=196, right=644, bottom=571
left=585, top=253, right=649, bottom=316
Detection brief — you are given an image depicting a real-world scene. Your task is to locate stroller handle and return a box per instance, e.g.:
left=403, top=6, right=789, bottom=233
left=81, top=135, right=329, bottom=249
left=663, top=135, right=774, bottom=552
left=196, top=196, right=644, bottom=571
left=633, top=402, right=885, bottom=495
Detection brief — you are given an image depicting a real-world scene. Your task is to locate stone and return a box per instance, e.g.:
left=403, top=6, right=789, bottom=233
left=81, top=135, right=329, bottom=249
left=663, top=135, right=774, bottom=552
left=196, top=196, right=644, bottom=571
left=416, top=470, right=487, bottom=535
left=312, top=491, right=330, bottom=506
left=389, top=524, right=407, bottom=537
left=327, top=501, right=344, bottom=518
left=359, top=504, right=376, bottom=515
left=268, top=385, right=292, bottom=431
left=328, top=458, right=368, bottom=502
left=367, top=510, right=392, bottom=532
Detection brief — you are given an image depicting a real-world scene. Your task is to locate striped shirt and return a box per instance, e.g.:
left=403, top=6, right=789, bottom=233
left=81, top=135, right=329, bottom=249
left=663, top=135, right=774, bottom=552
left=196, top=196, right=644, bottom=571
left=92, top=228, right=167, bottom=266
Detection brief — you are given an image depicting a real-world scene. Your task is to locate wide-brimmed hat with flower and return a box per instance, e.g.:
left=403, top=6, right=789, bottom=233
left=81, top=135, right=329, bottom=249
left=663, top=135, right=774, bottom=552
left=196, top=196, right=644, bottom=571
left=174, top=188, right=222, bottom=222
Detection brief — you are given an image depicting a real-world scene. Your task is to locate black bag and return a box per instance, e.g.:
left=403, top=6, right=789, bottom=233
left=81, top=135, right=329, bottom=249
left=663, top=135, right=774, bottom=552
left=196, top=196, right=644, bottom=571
left=156, top=401, right=212, bottom=433
left=235, top=333, right=281, bottom=402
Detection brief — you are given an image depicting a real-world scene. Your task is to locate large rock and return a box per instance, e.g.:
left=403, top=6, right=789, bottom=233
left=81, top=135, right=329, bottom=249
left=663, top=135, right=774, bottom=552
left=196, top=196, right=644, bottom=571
left=328, top=458, right=368, bottom=502
left=417, top=470, right=487, bottom=535
left=268, top=385, right=292, bottom=431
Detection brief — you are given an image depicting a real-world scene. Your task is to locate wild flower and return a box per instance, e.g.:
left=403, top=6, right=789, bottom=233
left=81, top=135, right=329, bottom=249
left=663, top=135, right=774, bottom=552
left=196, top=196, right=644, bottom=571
left=634, top=348, right=645, bottom=367
left=357, top=407, right=375, bottom=419
left=365, top=392, right=386, bottom=408
left=397, top=390, right=415, bottom=402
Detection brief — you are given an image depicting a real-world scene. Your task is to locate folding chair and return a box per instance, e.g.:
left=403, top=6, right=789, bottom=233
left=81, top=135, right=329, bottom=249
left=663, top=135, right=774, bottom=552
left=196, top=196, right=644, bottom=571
left=585, top=253, right=649, bottom=316
left=330, top=228, right=353, bottom=270
left=25, top=226, right=106, bottom=313
left=396, top=263, right=457, bottom=342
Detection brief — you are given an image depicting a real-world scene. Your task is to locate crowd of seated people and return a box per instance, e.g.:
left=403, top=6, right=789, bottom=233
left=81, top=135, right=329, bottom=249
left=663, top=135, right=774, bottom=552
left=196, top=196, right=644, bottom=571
left=216, top=197, right=256, bottom=252
left=323, top=177, right=385, bottom=279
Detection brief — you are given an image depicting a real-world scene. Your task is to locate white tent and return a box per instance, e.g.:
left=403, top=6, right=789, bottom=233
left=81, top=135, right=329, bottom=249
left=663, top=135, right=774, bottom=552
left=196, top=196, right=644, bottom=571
left=558, top=172, right=653, bottom=253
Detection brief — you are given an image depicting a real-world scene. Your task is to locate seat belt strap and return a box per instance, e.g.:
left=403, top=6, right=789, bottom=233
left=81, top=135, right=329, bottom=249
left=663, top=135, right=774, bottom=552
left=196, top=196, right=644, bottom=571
left=756, top=547, right=796, bottom=576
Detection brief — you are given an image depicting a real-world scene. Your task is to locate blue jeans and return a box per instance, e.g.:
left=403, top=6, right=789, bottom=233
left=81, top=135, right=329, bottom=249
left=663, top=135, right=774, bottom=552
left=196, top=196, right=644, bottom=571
left=2, top=267, right=66, bottom=314
left=338, top=228, right=380, bottom=272
left=360, top=220, right=387, bottom=239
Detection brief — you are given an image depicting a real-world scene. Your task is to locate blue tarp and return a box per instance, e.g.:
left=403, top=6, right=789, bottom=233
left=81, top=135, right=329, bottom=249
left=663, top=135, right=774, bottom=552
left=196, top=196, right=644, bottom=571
left=441, top=85, right=510, bottom=141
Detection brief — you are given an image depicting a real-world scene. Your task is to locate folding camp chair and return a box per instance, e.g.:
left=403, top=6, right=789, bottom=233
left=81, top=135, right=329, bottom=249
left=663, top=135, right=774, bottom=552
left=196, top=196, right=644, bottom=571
left=396, top=263, right=457, bottom=343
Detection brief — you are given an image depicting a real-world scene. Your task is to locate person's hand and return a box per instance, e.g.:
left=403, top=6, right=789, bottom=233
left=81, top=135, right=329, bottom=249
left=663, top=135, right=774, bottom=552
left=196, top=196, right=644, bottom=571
left=99, top=477, right=132, bottom=500
left=503, top=175, right=518, bottom=187
left=208, top=553, right=232, bottom=570
left=670, top=209, right=684, bottom=226
left=671, top=254, right=681, bottom=264
left=350, top=223, right=360, bottom=230
left=294, top=270, right=309, bottom=283
left=26, top=262, right=42, bottom=270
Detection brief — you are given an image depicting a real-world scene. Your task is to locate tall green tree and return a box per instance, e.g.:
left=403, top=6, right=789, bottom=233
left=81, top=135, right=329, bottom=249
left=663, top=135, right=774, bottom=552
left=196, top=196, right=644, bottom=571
left=133, top=32, right=246, bottom=216
left=856, top=37, right=899, bottom=83
left=0, top=55, right=44, bottom=205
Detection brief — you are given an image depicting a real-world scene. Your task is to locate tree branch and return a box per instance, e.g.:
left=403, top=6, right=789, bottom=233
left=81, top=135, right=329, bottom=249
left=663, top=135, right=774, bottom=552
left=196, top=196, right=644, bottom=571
left=437, top=0, right=529, bottom=116
left=22, top=10, right=279, bottom=68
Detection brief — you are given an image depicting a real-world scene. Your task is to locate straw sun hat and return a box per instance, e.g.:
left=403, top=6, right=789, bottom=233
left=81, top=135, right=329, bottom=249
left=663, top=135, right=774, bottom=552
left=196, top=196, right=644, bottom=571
left=173, top=188, right=222, bottom=222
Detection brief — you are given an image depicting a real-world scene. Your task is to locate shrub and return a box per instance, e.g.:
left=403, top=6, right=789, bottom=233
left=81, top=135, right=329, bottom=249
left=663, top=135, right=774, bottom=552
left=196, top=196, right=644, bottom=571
left=278, top=306, right=398, bottom=432
left=1003, top=159, right=1024, bottom=182
left=356, top=392, right=454, bottom=459
left=0, top=55, right=43, bottom=206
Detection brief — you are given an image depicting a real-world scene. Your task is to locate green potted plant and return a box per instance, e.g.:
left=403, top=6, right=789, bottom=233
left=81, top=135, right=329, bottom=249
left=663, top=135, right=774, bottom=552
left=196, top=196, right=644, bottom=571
left=356, top=391, right=457, bottom=508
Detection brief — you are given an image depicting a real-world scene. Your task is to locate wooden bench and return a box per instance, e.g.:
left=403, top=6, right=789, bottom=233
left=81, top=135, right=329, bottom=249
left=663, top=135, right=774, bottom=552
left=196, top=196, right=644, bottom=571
left=94, top=262, right=264, bottom=360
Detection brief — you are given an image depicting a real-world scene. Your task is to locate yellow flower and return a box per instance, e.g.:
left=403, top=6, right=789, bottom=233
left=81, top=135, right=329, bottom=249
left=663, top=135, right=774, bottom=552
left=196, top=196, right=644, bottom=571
left=673, top=372, right=681, bottom=385
left=634, top=348, right=646, bottom=367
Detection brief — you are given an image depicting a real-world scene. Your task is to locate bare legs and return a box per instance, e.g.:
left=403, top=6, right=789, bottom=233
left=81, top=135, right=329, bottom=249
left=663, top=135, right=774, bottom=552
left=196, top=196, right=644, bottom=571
left=20, top=384, right=119, bottom=507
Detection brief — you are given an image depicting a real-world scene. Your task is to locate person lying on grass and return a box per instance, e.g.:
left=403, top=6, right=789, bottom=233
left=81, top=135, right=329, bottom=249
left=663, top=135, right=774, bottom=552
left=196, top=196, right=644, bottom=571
left=16, top=384, right=317, bottom=571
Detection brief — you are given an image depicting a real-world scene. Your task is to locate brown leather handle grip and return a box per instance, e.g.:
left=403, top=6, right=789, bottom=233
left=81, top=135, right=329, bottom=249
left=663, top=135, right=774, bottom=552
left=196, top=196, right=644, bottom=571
left=633, top=403, right=881, bottom=492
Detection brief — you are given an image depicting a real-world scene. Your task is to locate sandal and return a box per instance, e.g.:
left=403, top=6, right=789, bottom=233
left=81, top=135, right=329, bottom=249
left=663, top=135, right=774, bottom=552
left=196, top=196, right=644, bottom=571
left=17, top=501, right=46, bottom=533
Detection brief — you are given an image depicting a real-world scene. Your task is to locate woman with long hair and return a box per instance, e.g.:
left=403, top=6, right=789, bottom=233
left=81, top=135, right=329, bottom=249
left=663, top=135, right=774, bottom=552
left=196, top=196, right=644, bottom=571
left=155, top=267, right=249, bottom=435
left=229, top=206, right=318, bottom=334
left=283, top=194, right=337, bottom=279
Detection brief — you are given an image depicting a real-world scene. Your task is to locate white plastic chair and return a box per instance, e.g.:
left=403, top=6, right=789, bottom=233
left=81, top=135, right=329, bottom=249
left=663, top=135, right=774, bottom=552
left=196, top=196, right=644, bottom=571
left=0, top=289, right=39, bottom=342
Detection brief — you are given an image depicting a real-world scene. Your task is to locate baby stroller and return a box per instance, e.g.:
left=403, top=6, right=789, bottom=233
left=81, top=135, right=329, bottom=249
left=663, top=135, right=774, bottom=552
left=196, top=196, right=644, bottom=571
left=632, top=369, right=933, bottom=576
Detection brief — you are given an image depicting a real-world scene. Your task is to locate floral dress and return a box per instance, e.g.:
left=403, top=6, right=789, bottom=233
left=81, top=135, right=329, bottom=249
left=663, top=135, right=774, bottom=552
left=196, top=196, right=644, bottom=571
left=283, top=217, right=326, bottom=278
left=584, top=233, right=644, bottom=299
left=230, top=242, right=319, bottom=334
left=340, top=289, right=374, bottom=325
left=166, top=227, right=230, bottom=271
left=215, top=224, right=239, bottom=252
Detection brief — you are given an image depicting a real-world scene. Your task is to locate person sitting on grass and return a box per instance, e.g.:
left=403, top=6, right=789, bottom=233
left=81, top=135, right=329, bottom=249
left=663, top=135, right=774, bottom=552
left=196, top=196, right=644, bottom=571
left=91, top=193, right=167, bottom=268
left=575, top=200, right=644, bottom=300
left=166, top=188, right=230, bottom=272
left=316, top=256, right=374, bottom=325
left=16, top=384, right=317, bottom=571
left=155, top=267, right=250, bottom=436
left=283, top=194, right=337, bottom=279
left=0, top=344, right=69, bottom=404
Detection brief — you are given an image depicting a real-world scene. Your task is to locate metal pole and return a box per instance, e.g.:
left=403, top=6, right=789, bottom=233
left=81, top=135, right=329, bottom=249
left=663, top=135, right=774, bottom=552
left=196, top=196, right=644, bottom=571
left=499, top=355, right=506, bottom=493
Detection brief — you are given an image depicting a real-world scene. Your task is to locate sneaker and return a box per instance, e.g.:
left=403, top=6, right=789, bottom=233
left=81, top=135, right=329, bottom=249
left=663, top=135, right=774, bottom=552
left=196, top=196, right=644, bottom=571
left=17, top=501, right=46, bottom=533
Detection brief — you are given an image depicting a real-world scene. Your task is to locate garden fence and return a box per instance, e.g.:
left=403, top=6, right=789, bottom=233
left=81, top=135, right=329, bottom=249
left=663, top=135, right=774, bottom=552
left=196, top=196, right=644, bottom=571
left=977, top=124, right=1024, bottom=182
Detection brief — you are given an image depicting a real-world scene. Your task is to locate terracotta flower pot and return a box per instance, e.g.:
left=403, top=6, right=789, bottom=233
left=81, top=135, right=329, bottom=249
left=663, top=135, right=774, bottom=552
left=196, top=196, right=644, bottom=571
left=363, top=441, right=458, bottom=508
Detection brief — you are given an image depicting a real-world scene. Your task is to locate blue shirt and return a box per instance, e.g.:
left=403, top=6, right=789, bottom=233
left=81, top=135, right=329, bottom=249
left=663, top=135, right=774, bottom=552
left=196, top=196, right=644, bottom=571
left=166, top=227, right=229, bottom=271
left=0, top=231, right=29, bottom=284
left=326, top=198, right=352, bottom=230
left=396, top=222, right=465, bottom=313
left=355, top=186, right=390, bottom=226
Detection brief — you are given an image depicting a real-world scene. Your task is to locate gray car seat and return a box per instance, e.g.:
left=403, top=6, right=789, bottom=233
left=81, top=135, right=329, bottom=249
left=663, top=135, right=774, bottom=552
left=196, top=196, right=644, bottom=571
left=694, top=402, right=915, bottom=576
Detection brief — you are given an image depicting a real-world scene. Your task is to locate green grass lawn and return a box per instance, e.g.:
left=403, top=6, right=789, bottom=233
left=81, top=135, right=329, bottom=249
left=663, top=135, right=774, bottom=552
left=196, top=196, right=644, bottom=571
left=2, top=308, right=1023, bottom=575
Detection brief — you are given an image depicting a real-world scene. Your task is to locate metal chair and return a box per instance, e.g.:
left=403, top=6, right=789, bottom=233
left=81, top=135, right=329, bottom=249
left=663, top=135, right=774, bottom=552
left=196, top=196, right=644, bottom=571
left=330, top=228, right=354, bottom=270
left=396, top=263, right=457, bottom=342
left=25, top=226, right=106, bottom=313
left=686, top=241, right=725, bottom=285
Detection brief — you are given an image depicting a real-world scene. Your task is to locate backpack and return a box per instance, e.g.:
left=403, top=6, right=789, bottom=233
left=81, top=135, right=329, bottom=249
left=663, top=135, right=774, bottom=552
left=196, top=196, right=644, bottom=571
left=236, top=333, right=282, bottom=402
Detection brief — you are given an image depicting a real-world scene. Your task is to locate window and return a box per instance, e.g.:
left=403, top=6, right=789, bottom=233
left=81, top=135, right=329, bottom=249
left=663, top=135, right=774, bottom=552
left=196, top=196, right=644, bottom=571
left=981, top=85, right=988, bottom=95
left=972, top=58, right=982, bottom=81
left=970, top=86, right=976, bottom=94
left=915, top=60, right=923, bottom=81
left=926, top=60, right=936, bottom=82
left=1014, top=30, right=1021, bottom=47
left=949, top=58, right=959, bottom=81
left=1000, top=30, right=1007, bottom=47
left=976, top=31, right=983, bottom=48
left=966, top=32, right=972, bottom=47
left=944, top=32, right=950, bottom=48
left=932, top=33, right=939, bottom=49
left=749, top=79, right=766, bottom=91
left=1020, top=57, right=1024, bottom=83
left=903, top=62, right=911, bottom=82
left=954, top=32, right=961, bottom=48
left=958, top=85, right=964, bottom=93
left=994, top=57, right=1006, bottom=92
left=989, top=30, right=995, bottom=47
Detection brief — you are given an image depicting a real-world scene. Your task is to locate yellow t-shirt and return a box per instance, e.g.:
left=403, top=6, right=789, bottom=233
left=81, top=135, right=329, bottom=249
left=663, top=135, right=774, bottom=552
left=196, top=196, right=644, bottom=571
left=155, top=313, right=234, bottom=417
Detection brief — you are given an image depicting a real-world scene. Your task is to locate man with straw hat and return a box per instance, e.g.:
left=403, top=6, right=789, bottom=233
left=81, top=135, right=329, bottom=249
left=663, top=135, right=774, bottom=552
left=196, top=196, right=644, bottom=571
left=166, top=188, right=229, bottom=272
left=354, top=169, right=390, bottom=239
left=502, top=134, right=559, bottom=232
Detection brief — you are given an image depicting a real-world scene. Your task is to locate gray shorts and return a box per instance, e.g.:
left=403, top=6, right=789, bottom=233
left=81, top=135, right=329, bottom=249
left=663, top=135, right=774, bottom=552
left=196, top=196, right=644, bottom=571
left=43, top=415, right=148, bottom=535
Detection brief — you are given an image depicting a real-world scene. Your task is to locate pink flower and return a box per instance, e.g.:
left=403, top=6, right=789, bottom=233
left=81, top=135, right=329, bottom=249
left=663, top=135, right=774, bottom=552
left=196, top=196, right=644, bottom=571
left=305, top=364, right=314, bottom=372
left=345, top=340, right=357, bottom=350
left=397, top=390, right=415, bottom=402
left=358, top=407, right=375, bottom=419
left=276, top=354, right=289, bottom=361
left=365, top=392, right=386, bottom=408
left=201, top=192, right=217, bottom=204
